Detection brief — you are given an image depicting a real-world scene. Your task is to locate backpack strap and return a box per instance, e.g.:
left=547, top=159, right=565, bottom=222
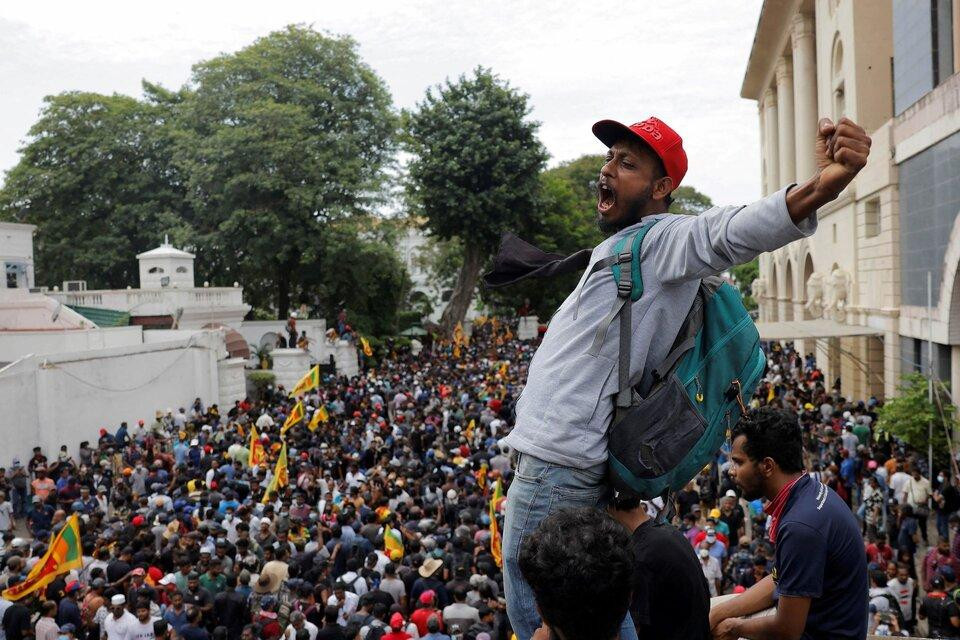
left=586, top=223, right=659, bottom=416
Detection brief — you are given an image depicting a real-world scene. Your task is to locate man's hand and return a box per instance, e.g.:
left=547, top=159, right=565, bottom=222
left=712, top=618, right=741, bottom=640
left=532, top=624, right=551, bottom=640
left=813, top=117, right=872, bottom=199
left=785, top=116, right=871, bottom=223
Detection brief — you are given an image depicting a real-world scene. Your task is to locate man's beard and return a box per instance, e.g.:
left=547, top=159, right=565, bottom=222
left=597, top=186, right=652, bottom=234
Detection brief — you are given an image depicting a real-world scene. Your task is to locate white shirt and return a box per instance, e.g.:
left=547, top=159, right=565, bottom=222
left=0, top=501, right=13, bottom=531
left=327, top=591, right=359, bottom=626
left=256, top=413, right=275, bottom=429
left=700, top=556, right=723, bottom=597
left=129, top=616, right=159, bottom=640
left=341, top=570, right=368, bottom=595
left=905, top=476, right=932, bottom=508
left=102, top=610, right=140, bottom=640
left=284, top=621, right=319, bottom=640
left=890, top=471, right=911, bottom=503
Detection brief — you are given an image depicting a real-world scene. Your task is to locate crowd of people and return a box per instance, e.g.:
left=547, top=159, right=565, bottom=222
left=0, top=316, right=958, bottom=639
left=0, top=318, right=525, bottom=640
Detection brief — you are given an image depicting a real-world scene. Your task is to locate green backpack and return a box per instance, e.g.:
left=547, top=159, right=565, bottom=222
left=586, top=221, right=766, bottom=500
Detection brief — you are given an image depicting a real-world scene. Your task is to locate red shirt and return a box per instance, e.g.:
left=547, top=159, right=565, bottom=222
left=410, top=608, right=443, bottom=636
left=865, top=542, right=894, bottom=565
left=692, top=529, right=729, bottom=548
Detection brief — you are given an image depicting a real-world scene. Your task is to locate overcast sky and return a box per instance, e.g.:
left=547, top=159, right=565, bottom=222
left=1, top=0, right=764, bottom=205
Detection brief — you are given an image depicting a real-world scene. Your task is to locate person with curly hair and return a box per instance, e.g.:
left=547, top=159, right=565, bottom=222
left=518, top=507, right=633, bottom=640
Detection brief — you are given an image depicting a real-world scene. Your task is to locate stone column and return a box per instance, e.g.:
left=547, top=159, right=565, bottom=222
left=776, top=57, right=796, bottom=186
left=759, top=105, right=768, bottom=197
left=762, top=87, right=780, bottom=193
left=791, top=13, right=818, bottom=182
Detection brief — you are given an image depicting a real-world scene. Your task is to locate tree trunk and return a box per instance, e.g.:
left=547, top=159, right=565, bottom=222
left=277, top=266, right=291, bottom=320
left=440, top=242, right=483, bottom=335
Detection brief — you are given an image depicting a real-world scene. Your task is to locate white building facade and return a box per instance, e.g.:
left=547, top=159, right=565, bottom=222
left=743, top=0, right=899, bottom=401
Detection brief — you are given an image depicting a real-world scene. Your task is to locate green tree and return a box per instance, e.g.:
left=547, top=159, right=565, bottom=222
left=404, top=67, right=547, bottom=333
left=173, top=25, right=397, bottom=317
left=877, top=373, right=955, bottom=468
left=731, top=258, right=759, bottom=312
left=303, top=220, right=410, bottom=336
left=0, top=92, right=190, bottom=289
left=668, top=185, right=714, bottom=215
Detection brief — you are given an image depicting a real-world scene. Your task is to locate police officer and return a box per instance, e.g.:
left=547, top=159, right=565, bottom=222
left=919, top=575, right=960, bottom=638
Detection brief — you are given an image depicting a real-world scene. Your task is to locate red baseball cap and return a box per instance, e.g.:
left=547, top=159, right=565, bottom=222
left=592, top=117, right=688, bottom=191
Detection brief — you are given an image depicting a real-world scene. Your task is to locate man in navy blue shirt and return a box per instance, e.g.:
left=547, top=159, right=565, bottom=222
left=710, top=408, right=868, bottom=640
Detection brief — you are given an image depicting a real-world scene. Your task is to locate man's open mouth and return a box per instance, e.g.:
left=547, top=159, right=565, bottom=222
left=598, top=183, right=616, bottom=213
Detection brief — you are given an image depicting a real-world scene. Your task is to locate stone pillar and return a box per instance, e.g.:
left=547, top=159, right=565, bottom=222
left=759, top=106, right=768, bottom=197
left=791, top=13, right=818, bottom=182
left=762, top=88, right=780, bottom=193
left=776, top=57, right=796, bottom=186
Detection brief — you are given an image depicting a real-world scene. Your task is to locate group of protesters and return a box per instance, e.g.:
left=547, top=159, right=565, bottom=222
left=0, top=318, right=526, bottom=640
left=3, top=311, right=960, bottom=639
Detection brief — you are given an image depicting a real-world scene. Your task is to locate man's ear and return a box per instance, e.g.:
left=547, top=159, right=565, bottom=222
left=652, top=176, right=674, bottom=201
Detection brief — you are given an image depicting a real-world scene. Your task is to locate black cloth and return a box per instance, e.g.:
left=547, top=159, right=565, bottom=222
left=316, top=624, right=348, bottom=640
left=213, top=588, right=248, bottom=636
left=628, top=519, right=711, bottom=640
left=481, top=233, right=590, bottom=289
left=2, top=603, right=31, bottom=640
left=920, top=592, right=960, bottom=638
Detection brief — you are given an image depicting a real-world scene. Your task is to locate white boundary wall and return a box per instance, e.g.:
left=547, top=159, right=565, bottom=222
left=0, top=331, right=227, bottom=464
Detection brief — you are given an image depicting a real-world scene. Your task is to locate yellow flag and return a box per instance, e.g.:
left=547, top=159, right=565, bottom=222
left=465, top=418, right=475, bottom=441
left=360, top=336, right=373, bottom=357
left=3, top=514, right=83, bottom=600
left=262, top=442, right=288, bottom=504
left=453, top=344, right=461, bottom=359
left=499, top=362, right=509, bottom=379
left=308, top=405, right=329, bottom=431
left=453, top=322, right=465, bottom=346
left=281, top=401, right=305, bottom=435
left=249, top=424, right=265, bottom=468
left=766, top=385, right=775, bottom=403
left=289, top=365, right=320, bottom=397
left=490, top=478, right=504, bottom=568
left=384, top=524, right=404, bottom=561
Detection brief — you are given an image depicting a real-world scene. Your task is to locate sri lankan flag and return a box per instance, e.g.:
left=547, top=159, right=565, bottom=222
left=3, top=514, right=83, bottom=600
left=307, top=405, right=329, bottom=432
left=360, top=336, right=373, bottom=357
left=249, top=424, right=265, bottom=468
left=489, top=478, right=504, bottom=568
left=262, top=442, right=289, bottom=504
left=384, top=524, right=404, bottom=561
left=281, top=401, right=305, bottom=435
left=290, top=365, right=320, bottom=397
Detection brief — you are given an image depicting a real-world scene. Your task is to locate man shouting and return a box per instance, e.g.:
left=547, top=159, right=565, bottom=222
left=501, top=114, right=871, bottom=640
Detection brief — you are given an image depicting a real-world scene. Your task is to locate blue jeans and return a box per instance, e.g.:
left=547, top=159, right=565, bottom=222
left=937, top=511, right=951, bottom=540
left=502, top=453, right=638, bottom=640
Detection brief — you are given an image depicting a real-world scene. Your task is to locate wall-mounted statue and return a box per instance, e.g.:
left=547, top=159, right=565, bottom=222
left=805, top=272, right=824, bottom=318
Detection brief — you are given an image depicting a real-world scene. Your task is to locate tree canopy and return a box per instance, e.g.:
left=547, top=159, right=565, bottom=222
left=404, top=67, right=547, bottom=332
left=0, top=92, right=189, bottom=289
left=172, top=25, right=398, bottom=317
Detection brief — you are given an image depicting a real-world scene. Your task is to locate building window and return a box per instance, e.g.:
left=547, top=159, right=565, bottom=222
left=176, top=266, right=188, bottom=273
left=4, top=262, right=27, bottom=289
left=932, top=0, right=955, bottom=86
left=864, top=198, right=881, bottom=237
left=148, top=266, right=164, bottom=274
